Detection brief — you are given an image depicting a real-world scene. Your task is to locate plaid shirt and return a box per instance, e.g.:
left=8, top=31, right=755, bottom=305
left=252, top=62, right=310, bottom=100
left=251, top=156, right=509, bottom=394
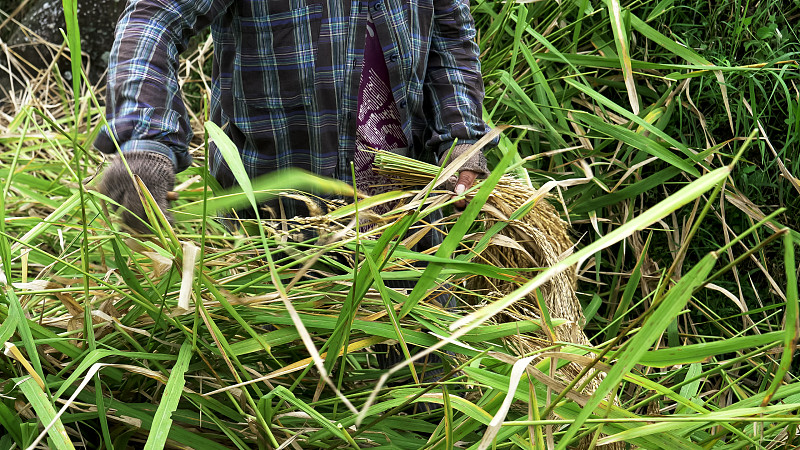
left=95, top=0, right=490, bottom=187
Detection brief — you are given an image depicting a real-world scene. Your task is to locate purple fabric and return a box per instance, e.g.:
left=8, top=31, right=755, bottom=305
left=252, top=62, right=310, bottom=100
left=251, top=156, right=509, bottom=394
left=354, top=17, right=406, bottom=203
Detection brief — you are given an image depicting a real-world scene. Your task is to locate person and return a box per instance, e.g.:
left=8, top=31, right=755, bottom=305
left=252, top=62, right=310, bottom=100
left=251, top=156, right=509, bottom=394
left=95, top=0, right=492, bottom=232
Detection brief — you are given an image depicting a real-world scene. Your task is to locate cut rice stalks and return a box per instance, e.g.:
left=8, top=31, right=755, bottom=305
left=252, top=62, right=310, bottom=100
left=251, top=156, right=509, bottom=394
left=371, top=150, right=599, bottom=390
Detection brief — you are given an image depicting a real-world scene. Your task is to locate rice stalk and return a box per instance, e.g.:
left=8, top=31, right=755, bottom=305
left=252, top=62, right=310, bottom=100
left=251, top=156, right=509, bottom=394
left=373, top=149, right=601, bottom=394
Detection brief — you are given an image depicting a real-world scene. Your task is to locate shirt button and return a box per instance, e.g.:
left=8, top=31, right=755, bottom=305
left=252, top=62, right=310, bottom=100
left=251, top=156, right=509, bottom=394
left=374, top=2, right=383, bottom=10
left=398, top=100, right=407, bottom=109
left=388, top=53, right=398, bottom=62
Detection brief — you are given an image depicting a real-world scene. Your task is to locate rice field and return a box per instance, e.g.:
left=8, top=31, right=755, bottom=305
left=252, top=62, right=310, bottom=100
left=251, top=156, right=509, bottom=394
left=0, top=0, right=799, bottom=448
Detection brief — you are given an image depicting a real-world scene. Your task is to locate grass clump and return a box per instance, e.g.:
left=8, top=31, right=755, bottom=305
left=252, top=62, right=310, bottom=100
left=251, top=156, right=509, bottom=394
left=1, top=0, right=800, bottom=449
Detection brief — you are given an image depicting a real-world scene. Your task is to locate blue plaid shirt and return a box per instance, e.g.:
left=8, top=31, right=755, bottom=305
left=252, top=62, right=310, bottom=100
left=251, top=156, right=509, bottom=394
left=95, top=0, right=491, bottom=187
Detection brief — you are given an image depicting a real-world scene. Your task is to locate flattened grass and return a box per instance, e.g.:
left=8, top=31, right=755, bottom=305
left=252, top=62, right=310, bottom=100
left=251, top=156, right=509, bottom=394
left=0, top=0, right=799, bottom=448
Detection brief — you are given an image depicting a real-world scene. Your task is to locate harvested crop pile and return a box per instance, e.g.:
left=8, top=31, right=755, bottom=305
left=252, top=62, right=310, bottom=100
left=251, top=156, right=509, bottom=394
left=371, top=149, right=602, bottom=393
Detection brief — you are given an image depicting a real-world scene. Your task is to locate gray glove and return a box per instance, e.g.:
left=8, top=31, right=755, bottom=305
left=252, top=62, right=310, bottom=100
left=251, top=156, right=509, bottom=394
left=443, top=143, right=490, bottom=195
left=439, top=144, right=491, bottom=209
left=99, top=151, right=175, bottom=233
left=445, top=143, right=490, bottom=178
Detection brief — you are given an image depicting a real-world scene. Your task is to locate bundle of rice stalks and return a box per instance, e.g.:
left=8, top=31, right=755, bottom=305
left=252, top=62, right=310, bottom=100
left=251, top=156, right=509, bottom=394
left=212, top=147, right=603, bottom=404
left=372, top=150, right=599, bottom=390
left=369, top=149, right=624, bottom=449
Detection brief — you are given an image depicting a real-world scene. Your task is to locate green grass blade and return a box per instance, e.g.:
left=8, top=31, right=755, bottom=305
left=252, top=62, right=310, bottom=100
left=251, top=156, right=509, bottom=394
left=495, top=71, right=568, bottom=148
left=606, top=0, right=639, bottom=114
left=174, top=170, right=352, bottom=218
left=53, top=350, right=178, bottom=400
left=9, top=193, right=81, bottom=253
left=17, top=376, right=75, bottom=450
left=638, top=331, right=784, bottom=367
left=257, top=311, right=483, bottom=357
left=606, top=232, right=651, bottom=340
left=629, top=14, right=733, bottom=129
left=360, top=248, right=418, bottom=383
left=73, top=389, right=235, bottom=450
left=144, top=340, right=193, bottom=450
left=392, top=390, right=493, bottom=425
left=451, top=166, right=729, bottom=332
left=557, top=252, right=718, bottom=448
left=575, top=112, right=697, bottom=175
left=676, top=363, right=703, bottom=413
left=266, top=386, right=359, bottom=448
left=598, top=404, right=800, bottom=446
left=566, top=80, right=701, bottom=173
left=0, top=300, right=19, bottom=345
left=1, top=287, right=46, bottom=391
left=463, top=367, right=689, bottom=448
left=761, top=231, right=798, bottom=405
left=60, top=0, right=82, bottom=123
left=205, top=122, right=258, bottom=211
left=400, top=143, right=516, bottom=318
left=0, top=402, right=25, bottom=447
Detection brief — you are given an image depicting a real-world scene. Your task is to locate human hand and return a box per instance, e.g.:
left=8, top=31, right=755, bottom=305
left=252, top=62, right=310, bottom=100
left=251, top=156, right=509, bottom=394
left=443, top=144, right=489, bottom=210
left=98, top=151, right=176, bottom=233
left=453, top=169, right=480, bottom=209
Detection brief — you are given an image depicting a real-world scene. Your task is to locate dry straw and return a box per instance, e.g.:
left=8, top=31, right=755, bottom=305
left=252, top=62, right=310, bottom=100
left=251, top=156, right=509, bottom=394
left=0, top=27, right=608, bottom=438
left=371, top=150, right=602, bottom=393
left=370, top=149, right=619, bottom=449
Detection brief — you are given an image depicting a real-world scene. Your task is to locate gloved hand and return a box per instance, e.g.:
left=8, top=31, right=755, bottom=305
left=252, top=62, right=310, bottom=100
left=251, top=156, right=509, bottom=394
left=98, top=151, right=176, bottom=233
left=444, top=144, right=490, bottom=209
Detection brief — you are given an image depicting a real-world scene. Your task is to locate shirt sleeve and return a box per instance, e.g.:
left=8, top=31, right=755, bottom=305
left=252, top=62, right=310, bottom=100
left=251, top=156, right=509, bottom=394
left=424, top=0, right=493, bottom=158
left=94, top=0, right=233, bottom=172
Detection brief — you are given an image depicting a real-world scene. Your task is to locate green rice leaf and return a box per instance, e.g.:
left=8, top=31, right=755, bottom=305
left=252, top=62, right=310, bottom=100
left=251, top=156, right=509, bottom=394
left=558, top=253, right=718, bottom=448
left=17, top=376, right=75, bottom=450
left=266, top=386, right=359, bottom=447
left=638, top=331, right=784, bottom=367
left=606, top=0, right=639, bottom=114
left=0, top=301, right=18, bottom=346
left=761, top=232, right=798, bottom=405
left=9, top=193, right=80, bottom=254
left=205, top=122, right=258, bottom=212
left=175, top=170, right=353, bottom=218
left=400, top=142, right=516, bottom=318
left=452, top=166, right=729, bottom=332
left=54, top=350, right=178, bottom=400
left=629, top=14, right=733, bottom=129
left=598, top=404, right=800, bottom=445
left=0, top=402, right=25, bottom=447
left=390, top=389, right=493, bottom=425
left=606, top=232, right=651, bottom=340
left=575, top=112, right=697, bottom=175
left=463, top=367, right=689, bottom=448
left=566, top=80, right=701, bottom=174
left=144, top=340, right=193, bottom=450
left=73, top=389, right=235, bottom=450
left=1, top=287, right=45, bottom=389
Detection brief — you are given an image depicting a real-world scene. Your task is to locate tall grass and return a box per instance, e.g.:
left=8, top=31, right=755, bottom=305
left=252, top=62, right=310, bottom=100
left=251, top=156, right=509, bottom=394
left=0, top=0, right=799, bottom=448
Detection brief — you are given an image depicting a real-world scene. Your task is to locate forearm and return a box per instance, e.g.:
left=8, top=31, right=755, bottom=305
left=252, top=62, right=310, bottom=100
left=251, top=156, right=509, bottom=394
left=425, top=0, right=491, bottom=159
left=94, top=0, right=230, bottom=172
